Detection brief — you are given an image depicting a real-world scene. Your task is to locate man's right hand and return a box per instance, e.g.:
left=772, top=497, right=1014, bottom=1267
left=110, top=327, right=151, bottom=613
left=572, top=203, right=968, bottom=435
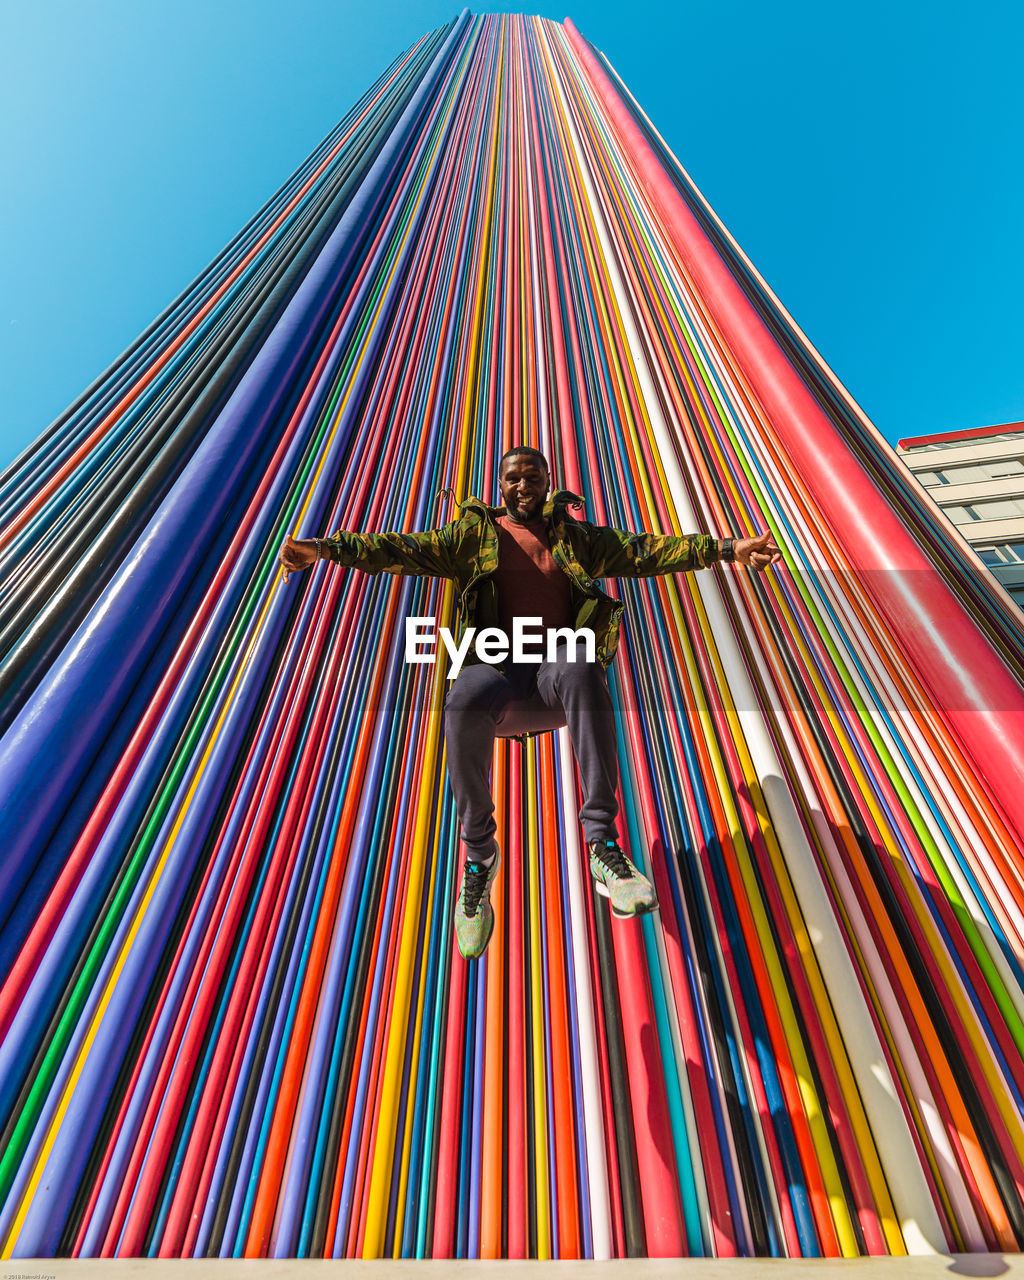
left=279, top=535, right=319, bottom=583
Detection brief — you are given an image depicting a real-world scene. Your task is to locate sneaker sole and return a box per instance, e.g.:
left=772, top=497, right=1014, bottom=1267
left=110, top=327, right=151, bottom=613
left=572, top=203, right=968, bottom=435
left=591, top=877, right=659, bottom=918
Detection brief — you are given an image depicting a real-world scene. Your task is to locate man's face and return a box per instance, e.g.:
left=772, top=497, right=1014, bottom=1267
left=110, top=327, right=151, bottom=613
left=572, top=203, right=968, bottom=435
left=498, top=454, right=550, bottom=523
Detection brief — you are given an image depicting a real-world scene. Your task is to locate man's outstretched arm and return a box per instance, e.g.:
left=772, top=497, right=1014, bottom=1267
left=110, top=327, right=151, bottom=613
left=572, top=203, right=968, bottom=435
left=578, top=524, right=783, bottom=579
left=279, top=524, right=458, bottom=584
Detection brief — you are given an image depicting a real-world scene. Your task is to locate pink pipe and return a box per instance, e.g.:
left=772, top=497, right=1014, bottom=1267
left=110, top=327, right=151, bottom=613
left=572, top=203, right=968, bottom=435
left=563, top=19, right=1024, bottom=845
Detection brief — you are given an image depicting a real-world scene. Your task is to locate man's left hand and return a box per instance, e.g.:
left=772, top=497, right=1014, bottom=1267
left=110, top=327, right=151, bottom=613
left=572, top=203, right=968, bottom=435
left=733, top=531, right=783, bottom=571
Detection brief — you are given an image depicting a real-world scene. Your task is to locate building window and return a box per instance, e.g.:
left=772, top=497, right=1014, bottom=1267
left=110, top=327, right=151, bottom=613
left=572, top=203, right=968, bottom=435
left=973, top=497, right=1024, bottom=519
left=936, top=464, right=990, bottom=484
left=976, top=543, right=1024, bottom=566
left=931, top=458, right=1024, bottom=485
left=945, top=506, right=980, bottom=524
left=986, top=458, right=1024, bottom=479
left=945, top=498, right=1024, bottom=522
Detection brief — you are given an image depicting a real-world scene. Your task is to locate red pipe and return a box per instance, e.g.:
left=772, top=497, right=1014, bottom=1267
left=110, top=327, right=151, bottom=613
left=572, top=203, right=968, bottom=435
left=562, top=19, right=1024, bottom=848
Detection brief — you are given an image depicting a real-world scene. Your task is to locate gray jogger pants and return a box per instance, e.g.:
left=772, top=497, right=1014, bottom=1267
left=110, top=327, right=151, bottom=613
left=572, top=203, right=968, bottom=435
left=442, top=642, right=619, bottom=860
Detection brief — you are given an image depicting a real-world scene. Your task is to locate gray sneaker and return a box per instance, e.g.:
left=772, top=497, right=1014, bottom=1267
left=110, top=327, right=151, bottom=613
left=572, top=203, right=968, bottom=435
left=588, top=839, right=658, bottom=918
left=454, top=845, right=502, bottom=959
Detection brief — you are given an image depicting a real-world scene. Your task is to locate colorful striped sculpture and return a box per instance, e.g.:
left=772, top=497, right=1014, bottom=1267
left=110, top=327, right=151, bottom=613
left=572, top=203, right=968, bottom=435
left=1, top=12, right=1023, bottom=1260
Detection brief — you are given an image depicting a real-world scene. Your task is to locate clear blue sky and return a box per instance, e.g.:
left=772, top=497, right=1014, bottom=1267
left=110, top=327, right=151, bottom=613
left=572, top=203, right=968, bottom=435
left=2, top=0, right=1022, bottom=472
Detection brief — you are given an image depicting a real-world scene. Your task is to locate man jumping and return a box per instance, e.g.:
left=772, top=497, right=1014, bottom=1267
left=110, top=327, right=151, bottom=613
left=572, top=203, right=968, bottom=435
left=279, top=447, right=782, bottom=959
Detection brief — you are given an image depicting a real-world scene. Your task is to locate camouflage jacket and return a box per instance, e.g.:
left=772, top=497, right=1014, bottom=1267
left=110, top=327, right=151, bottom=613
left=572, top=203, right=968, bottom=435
left=324, top=490, right=721, bottom=667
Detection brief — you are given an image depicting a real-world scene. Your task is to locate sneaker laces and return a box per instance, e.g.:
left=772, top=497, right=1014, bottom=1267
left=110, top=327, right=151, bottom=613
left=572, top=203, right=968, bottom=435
left=462, top=860, right=491, bottom=917
left=593, top=840, right=631, bottom=881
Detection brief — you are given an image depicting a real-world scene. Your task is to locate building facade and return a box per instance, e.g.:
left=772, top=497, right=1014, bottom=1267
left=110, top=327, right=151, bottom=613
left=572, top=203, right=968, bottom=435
left=897, top=421, right=1024, bottom=606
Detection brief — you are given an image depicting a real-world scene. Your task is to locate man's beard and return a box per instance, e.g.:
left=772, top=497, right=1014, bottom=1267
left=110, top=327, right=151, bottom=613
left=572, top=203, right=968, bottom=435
left=508, top=496, right=542, bottom=522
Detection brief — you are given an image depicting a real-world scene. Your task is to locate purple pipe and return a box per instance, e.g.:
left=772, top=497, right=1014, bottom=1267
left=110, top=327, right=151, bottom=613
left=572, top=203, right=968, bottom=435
left=5, top=230, right=394, bottom=1245
left=272, top=617, right=435, bottom=1255
left=0, top=328, right=347, bottom=1125
left=0, top=8, right=471, bottom=941
left=216, top=583, right=398, bottom=1255
left=292, top=666, right=433, bottom=1257
left=0, top=472, right=266, bottom=971
left=7, top=21, right=471, bottom=1258
left=196, top=581, right=378, bottom=1256
left=79, top=563, right=353, bottom=1253
left=262, top=70, right=479, bottom=1242
left=98, top=128, right=476, bottom=1236
left=327, top=592, right=436, bottom=1254
left=0, top=546, right=326, bottom=1248
left=264, top=118, right=490, bottom=1247
left=10, top=539, right=331, bottom=1254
